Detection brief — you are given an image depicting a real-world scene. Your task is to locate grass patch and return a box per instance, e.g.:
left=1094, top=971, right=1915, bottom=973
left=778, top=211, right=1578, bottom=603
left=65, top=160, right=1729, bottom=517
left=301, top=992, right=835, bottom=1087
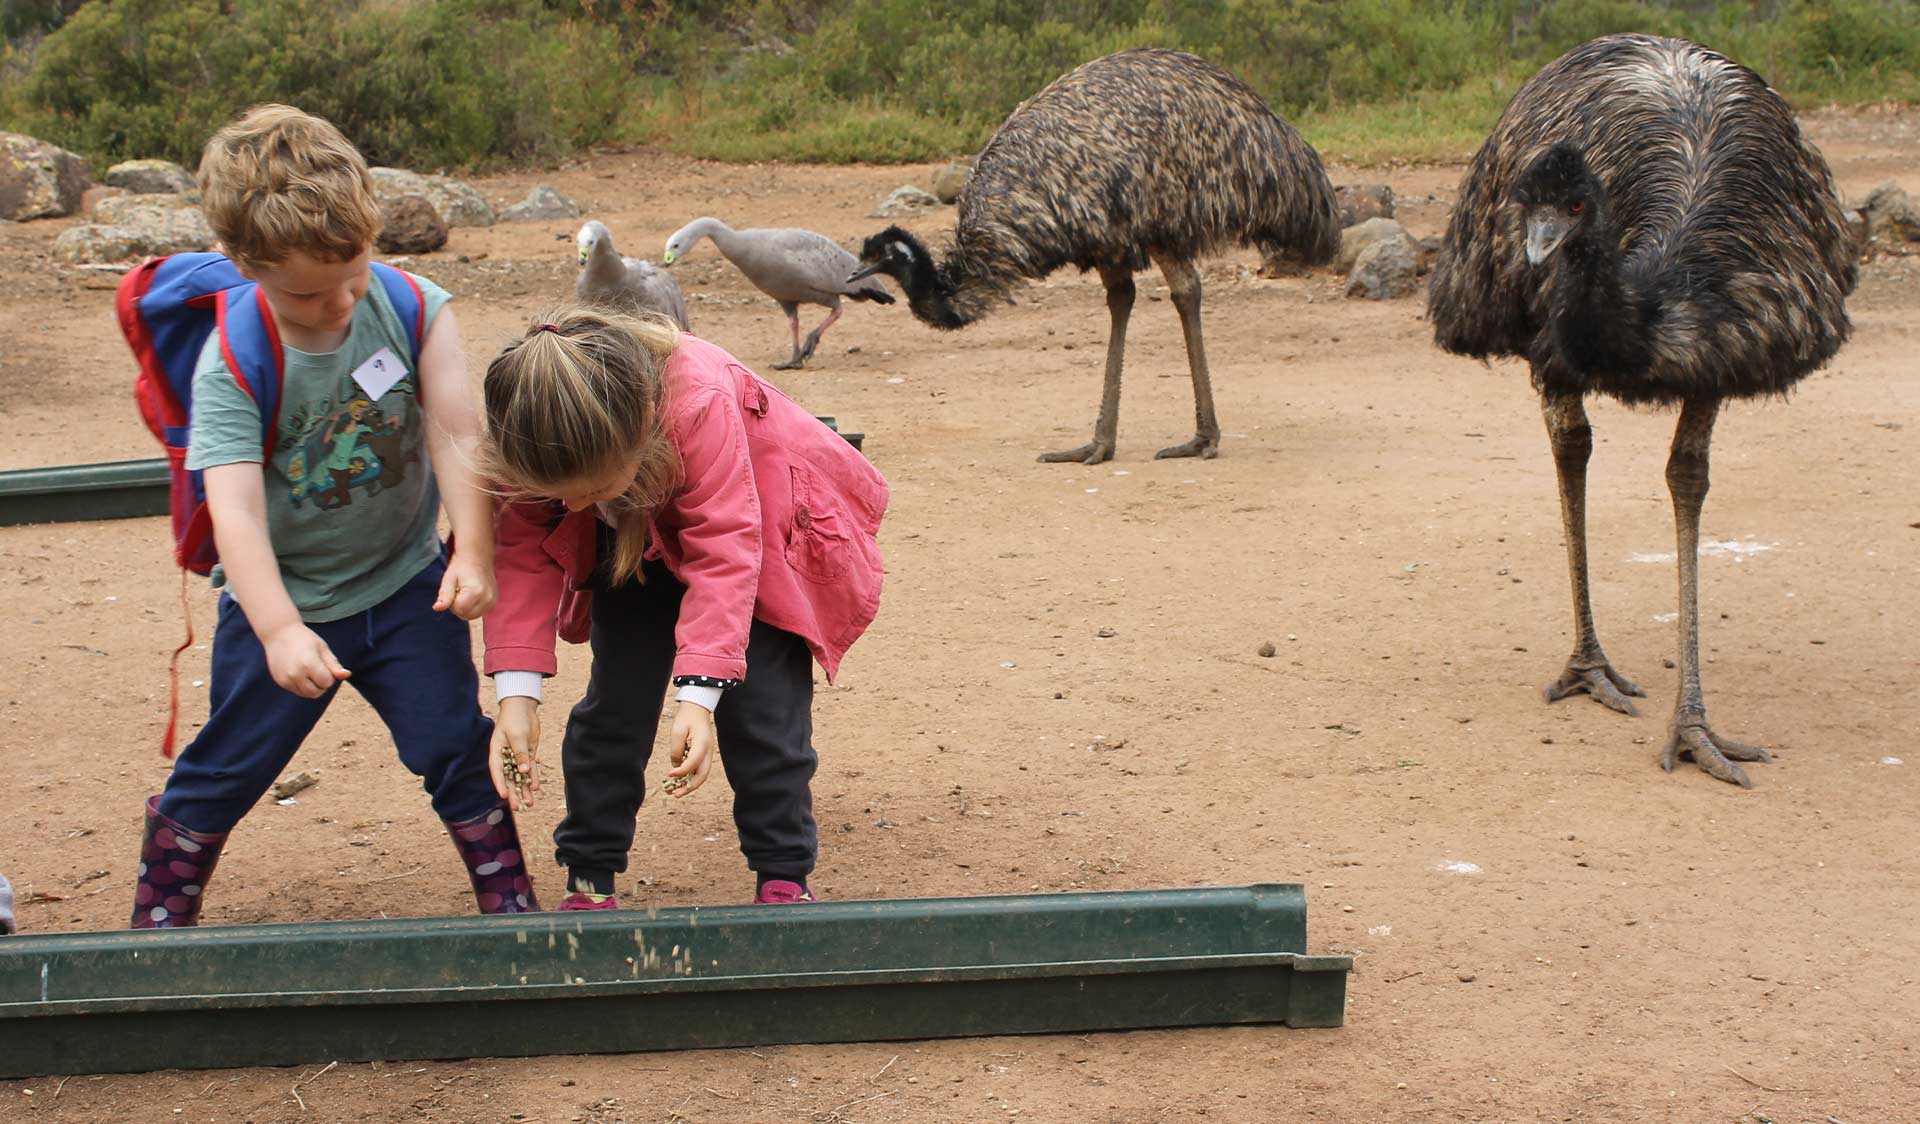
left=1296, top=79, right=1516, bottom=166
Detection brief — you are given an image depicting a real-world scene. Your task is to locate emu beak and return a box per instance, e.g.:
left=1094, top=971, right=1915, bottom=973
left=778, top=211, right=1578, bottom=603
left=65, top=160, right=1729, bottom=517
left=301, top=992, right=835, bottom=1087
left=1524, top=213, right=1570, bottom=265
left=846, top=262, right=882, bottom=283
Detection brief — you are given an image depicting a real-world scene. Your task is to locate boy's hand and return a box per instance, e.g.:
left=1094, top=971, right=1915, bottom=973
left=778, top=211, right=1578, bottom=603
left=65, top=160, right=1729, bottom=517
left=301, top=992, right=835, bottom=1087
left=664, top=701, right=719, bottom=798
left=263, top=623, right=350, bottom=698
left=491, top=696, right=541, bottom=811
left=434, top=550, right=497, bottom=620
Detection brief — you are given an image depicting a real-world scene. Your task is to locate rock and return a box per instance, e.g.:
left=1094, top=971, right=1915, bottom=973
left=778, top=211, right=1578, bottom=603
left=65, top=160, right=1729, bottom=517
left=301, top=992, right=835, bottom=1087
left=376, top=193, right=447, bottom=254
left=930, top=158, right=974, bottom=204
left=1334, top=183, right=1394, bottom=227
left=1336, top=217, right=1408, bottom=272
left=105, top=158, right=194, bottom=195
left=82, top=184, right=128, bottom=215
left=1412, top=234, right=1442, bottom=276
left=269, top=771, right=320, bottom=799
left=1257, top=641, right=1277, bottom=658
left=1, top=132, right=91, bottom=221
left=53, top=203, right=216, bottom=264
left=371, top=167, right=493, bottom=227
left=1345, top=235, right=1420, bottom=300
left=1860, top=183, right=1919, bottom=243
left=369, top=166, right=431, bottom=198
left=869, top=184, right=941, bottom=218
left=498, top=183, right=579, bottom=223
left=90, top=191, right=196, bottom=225
left=421, top=174, right=493, bottom=227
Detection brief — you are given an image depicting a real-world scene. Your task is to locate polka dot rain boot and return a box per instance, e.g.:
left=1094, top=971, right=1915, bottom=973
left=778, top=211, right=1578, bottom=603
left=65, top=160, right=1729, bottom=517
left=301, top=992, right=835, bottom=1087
left=445, top=801, right=540, bottom=914
left=131, top=796, right=228, bottom=929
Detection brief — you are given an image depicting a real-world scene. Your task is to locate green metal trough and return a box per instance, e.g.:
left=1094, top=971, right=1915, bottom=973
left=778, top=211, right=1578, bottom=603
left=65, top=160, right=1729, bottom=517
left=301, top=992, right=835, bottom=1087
left=0, top=419, right=861, bottom=529
left=0, top=884, right=1347, bottom=1077
left=0, top=458, right=173, bottom=527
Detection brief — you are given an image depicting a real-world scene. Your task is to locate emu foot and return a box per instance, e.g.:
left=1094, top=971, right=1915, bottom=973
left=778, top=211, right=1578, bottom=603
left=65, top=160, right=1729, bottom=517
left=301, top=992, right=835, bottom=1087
left=1662, top=716, right=1771, bottom=788
left=1154, top=434, right=1219, bottom=460
left=1543, top=658, right=1645, bottom=716
left=1038, top=440, right=1115, bottom=465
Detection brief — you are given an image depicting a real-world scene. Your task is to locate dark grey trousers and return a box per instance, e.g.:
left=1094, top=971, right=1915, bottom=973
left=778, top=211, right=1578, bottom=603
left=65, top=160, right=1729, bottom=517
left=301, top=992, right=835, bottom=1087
left=553, top=557, right=818, bottom=881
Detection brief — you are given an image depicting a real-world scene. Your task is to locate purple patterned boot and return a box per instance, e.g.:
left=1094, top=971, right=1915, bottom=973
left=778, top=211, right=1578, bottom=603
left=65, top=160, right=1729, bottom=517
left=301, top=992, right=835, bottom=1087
left=445, top=802, right=540, bottom=914
left=131, top=796, right=228, bottom=929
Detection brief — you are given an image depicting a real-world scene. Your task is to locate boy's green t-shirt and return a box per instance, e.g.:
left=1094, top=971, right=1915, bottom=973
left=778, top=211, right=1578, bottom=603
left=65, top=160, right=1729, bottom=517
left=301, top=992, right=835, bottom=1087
left=185, top=272, right=452, bottom=623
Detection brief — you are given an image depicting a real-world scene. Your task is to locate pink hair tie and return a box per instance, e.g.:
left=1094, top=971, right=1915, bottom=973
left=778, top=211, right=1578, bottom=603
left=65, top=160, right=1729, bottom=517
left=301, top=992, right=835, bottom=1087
left=534, top=322, right=561, bottom=333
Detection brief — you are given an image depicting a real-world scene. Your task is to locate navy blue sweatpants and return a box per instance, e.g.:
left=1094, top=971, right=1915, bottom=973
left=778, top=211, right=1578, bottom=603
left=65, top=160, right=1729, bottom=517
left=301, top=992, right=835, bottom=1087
left=157, top=556, right=498, bottom=834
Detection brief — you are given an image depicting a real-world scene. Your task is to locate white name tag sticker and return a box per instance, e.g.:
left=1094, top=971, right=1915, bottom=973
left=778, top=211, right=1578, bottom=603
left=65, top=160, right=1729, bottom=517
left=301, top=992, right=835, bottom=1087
left=350, top=347, right=408, bottom=401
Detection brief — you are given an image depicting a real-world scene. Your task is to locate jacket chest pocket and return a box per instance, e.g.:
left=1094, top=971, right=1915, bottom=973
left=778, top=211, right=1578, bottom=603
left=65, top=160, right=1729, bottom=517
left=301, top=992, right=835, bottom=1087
left=785, top=462, right=852, bottom=583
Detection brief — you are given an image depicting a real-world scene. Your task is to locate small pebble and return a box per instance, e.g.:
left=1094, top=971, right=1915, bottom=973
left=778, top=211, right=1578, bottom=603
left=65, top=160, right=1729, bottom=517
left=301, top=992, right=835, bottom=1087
left=1096, top=627, right=1116, bottom=638
left=1257, top=641, right=1277, bottom=658
left=1457, top=971, right=1476, bottom=983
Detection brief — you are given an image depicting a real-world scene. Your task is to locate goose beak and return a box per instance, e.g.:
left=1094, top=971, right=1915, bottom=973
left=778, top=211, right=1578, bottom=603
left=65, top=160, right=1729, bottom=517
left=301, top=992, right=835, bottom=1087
left=662, top=251, right=677, bottom=267
left=576, top=249, right=589, bottom=266
left=1524, top=212, right=1570, bottom=266
left=846, top=262, right=883, bottom=283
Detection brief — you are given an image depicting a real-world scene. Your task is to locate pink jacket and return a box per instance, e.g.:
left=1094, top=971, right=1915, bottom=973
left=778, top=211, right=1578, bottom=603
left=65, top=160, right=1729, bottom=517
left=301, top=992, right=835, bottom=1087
left=482, top=335, right=887, bottom=683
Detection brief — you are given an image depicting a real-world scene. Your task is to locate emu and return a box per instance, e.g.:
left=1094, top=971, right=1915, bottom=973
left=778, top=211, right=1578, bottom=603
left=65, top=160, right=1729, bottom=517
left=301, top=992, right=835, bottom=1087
left=849, top=48, right=1338, bottom=463
left=1427, top=34, right=1857, bottom=786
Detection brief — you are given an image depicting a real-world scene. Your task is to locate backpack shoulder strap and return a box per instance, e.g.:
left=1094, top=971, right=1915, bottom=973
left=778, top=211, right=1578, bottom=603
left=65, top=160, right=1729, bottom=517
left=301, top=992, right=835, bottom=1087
left=370, top=262, right=428, bottom=363
left=214, top=283, right=286, bottom=459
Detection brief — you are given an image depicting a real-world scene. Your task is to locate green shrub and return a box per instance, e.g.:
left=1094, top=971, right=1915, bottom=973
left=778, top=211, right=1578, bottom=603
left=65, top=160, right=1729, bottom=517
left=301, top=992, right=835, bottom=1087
left=0, top=0, right=1913, bottom=168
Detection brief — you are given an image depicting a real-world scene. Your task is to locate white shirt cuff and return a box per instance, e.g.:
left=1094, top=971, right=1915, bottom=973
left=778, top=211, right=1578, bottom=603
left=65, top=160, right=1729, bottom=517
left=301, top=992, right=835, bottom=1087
left=674, top=683, right=723, bottom=712
left=492, top=670, right=545, bottom=704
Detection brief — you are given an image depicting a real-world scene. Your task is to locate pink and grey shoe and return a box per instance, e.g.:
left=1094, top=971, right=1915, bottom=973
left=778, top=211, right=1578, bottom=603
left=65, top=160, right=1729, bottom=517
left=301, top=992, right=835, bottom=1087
left=559, top=892, right=619, bottom=911
left=131, top=796, right=228, bottom=929
left=753, top=879, right=815, bottom=904
left=445, top=801, right=540, bottom=914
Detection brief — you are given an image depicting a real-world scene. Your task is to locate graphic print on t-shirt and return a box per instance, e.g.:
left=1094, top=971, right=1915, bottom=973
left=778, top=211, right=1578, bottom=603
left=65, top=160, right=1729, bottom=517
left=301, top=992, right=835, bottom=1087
left=281, top=373, right=420, bottom=510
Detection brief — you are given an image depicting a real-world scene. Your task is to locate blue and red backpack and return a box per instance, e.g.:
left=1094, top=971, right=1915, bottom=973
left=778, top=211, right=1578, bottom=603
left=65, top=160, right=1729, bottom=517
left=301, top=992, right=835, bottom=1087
left=115, top=251, right=427, bottom=753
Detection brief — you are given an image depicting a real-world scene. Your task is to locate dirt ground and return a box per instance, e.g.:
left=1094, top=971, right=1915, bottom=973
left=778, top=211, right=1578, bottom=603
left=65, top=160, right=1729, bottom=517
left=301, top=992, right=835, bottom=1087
left=2, top=107, right=1918, bottom=1123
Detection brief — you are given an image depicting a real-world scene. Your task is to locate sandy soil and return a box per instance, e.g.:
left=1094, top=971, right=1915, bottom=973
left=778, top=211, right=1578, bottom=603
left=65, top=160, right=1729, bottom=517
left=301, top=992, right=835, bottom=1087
left=2, top=106, right=1918, bottom=1123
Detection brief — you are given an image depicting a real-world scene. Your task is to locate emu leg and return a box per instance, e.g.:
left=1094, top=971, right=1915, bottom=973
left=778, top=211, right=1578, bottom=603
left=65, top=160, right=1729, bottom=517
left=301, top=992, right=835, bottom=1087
left=1152, top=255, right=1220, bottom=460
left=772, top=302, right=806, bottom=370
left=1040, top=264, right=1132, bottom=465
left=1659, top=398, right=1770, bottom=786
left=1540, top=393, right=1646, bottom=714
left=796, top=300, right=843, bottom=366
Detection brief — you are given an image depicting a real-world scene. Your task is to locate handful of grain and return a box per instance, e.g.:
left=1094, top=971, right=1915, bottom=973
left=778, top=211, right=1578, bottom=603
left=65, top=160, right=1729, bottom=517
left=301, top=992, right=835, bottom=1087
left=660, top=775, right=690, bottom=794
left=501, top=742, right=531, bottom=802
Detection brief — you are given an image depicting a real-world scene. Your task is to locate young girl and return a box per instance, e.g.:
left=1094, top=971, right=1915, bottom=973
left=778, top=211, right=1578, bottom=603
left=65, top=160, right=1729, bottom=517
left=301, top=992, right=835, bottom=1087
left=479, top=307, right=887, bottom=909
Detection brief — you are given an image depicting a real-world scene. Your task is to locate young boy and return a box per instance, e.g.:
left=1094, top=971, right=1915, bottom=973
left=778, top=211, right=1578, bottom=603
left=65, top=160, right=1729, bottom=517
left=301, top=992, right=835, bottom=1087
left=129, top=104, right=537, bottom=928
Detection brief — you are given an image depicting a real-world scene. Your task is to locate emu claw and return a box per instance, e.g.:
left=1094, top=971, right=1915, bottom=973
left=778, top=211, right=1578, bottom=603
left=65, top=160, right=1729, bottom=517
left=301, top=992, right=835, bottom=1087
left=1662, top=719, right=1771, bottom=787
left=1039, top=441, right=1115, bottom=465
left=1543, top=660, right=1646, bottom=716
left=1154, top=434, right=1219, bottom=460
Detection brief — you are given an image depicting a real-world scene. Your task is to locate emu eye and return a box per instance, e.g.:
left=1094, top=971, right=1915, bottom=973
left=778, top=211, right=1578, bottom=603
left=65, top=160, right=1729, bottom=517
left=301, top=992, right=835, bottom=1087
left=1568, top=200, right=1586, bottom=215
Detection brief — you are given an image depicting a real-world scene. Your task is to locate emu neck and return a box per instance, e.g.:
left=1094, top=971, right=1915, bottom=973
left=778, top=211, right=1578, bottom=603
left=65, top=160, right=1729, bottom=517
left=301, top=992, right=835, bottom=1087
left=896, top=238, right=986, bottom=330
left=1548, top=218, right=1653, bottom=377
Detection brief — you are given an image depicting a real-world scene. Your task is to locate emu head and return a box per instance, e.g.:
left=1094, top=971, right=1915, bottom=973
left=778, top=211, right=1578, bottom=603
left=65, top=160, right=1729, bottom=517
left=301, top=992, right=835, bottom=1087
left=848, top=226, right=921, bottom=285
left=1512, top=143, right=1601, bottom=265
